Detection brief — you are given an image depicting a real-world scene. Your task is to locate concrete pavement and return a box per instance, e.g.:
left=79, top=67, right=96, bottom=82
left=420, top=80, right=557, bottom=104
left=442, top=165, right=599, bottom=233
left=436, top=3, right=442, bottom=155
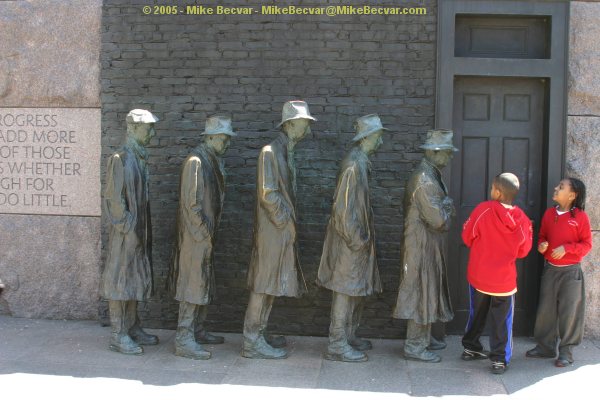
left=1, top=316, right=599, bottom=399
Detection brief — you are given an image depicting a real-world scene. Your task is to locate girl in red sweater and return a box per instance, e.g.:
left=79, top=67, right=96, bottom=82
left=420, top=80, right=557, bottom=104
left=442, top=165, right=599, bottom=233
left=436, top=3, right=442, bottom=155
left=526, top=178, right=592, bottom=367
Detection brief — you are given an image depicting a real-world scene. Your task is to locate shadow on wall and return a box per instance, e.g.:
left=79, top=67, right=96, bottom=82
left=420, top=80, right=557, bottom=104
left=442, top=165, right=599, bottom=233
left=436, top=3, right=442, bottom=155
left=0, top=279, right=7, bottom=315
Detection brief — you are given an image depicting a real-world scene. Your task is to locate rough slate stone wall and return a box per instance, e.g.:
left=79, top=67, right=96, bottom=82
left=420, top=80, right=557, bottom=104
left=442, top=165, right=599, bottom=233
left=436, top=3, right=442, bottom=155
left=567, top=1, right=600, bottom=339
left=100, top=0, right=437, bottom=338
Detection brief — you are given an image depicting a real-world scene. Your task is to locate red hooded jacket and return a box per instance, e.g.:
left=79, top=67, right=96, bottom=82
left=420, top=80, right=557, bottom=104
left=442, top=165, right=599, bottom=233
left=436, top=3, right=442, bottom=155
left=462, top=200, right=533, bottom=294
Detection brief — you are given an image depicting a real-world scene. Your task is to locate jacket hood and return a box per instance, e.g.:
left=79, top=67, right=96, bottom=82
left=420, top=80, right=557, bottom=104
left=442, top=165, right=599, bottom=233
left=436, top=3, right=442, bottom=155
left=490, top=201, right=527, bottom=234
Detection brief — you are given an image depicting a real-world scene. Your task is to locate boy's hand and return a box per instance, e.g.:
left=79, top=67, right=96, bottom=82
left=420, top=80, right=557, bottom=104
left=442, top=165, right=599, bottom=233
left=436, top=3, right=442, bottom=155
left=551, top=245, right=566, bottom=259
left=538, top=241, right=549, bottom=254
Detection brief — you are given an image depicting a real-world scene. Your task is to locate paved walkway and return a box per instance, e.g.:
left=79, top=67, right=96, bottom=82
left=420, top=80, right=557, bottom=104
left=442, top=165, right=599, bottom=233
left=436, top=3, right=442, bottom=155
left=1, top=316, right=599, bottom=399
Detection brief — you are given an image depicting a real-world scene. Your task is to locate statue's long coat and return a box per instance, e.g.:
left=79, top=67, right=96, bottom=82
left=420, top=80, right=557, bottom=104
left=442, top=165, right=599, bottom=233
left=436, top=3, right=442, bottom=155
left=102, top=139, right=153, bottom=301
left=247, top=133, right=306, bottom=297
left=169, top=144, right=225, bottom=305
left=317, top=147, right=382, bottom=297
left=393, top=159, right=454, bottom=324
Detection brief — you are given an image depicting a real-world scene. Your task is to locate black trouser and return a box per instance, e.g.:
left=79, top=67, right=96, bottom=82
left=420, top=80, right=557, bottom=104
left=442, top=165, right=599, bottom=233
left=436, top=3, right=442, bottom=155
left=533, top=263, right=585, bottom=361
left=462, top=285, right=515, bottom=364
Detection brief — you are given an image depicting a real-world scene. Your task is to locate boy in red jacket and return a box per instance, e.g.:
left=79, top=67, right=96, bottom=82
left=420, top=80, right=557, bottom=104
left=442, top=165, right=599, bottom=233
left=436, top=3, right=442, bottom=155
left=460, top=173, right=533, bottom=374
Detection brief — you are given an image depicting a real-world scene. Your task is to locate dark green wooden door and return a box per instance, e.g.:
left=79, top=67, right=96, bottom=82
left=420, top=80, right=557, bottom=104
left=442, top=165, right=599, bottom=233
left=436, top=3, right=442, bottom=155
left=447, top=76, right=546, bottom=335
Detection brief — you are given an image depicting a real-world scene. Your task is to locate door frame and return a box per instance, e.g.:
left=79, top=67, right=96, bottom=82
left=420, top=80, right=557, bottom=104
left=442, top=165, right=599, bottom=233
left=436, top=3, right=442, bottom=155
left=436, top=0, right=569, bottom=206
left=435, top=0, right=569, bottom=334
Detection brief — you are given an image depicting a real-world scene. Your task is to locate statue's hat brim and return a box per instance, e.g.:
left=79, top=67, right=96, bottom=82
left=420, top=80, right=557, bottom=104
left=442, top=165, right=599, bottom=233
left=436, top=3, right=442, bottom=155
left=201, top=115, right=237, bottom=136
left=126, top=109, right=159, bottom=124
left=351, top=114, right=389, bottom=142
left=276, top=100, right=316, bottom=128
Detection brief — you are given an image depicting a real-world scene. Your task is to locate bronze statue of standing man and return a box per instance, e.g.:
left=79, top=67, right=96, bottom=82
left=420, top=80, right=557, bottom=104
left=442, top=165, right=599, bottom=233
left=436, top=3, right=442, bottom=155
left=317, top=114, right=386, bottom=362
left=243, top=100, right=315, bottom=359
left=102, top=109, right=159, bottom=355
left=393, top=129, right=457, bottom=362
left=169, top=116, right=236, bottom=360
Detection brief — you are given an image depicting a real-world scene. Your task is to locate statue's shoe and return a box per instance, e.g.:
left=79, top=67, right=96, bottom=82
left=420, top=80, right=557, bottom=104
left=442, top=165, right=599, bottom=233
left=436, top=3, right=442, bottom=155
left=175, top=343, right=211, bottom=360
left=266, top=334, right=287, bottom=348
left=404, top=349, right=441, bottom=363
left=196, top=331, right=225, bottom=345
left=242, top=338, right=288, bottom=359
left=349, top=337, right=373, bottom=351
left=324, top=348, right=368, bottom=363
left=428, top=336, right=447, bottom=351
left=129, top=327, right=159, bottom=346
left=109, top=334, right=143, bottom=355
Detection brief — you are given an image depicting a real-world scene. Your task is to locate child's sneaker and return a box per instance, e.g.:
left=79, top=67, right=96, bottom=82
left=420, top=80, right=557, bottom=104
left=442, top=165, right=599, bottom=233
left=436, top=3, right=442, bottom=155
left=491, top=360, right=507, bottom=374
left=554, top=356, right=573, bottom=368
left=461, top=348, right=489, bottom=361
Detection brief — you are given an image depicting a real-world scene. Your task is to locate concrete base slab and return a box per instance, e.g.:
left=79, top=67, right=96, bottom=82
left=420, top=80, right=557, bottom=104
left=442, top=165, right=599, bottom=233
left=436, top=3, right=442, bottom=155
left=408, top=367, right=506, bottom=396
left=1, top=316, right=600, bottom=398
left=318, top=355, right=411, bottom=392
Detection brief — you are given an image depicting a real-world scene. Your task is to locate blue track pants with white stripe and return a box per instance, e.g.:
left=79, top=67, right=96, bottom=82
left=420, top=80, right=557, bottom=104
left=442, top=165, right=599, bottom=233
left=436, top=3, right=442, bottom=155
left=461, top=285, right=515, bottom=365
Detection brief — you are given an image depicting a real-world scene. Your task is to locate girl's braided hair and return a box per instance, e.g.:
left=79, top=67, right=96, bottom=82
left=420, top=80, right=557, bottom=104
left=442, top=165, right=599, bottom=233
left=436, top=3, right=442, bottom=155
left=567, top=177, right=586, bottom=217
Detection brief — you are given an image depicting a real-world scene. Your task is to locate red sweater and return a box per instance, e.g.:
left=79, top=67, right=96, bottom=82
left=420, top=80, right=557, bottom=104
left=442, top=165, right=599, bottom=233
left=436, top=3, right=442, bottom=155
left=538, top=207, right=592, bottom=266
left=462, top=201, right=533, bottom=294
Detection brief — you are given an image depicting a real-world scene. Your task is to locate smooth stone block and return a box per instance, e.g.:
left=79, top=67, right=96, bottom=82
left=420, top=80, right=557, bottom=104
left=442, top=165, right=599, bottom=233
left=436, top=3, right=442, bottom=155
left=0, top=214, right=100, bottom=319
left=0, top=0, right=101, bottom=108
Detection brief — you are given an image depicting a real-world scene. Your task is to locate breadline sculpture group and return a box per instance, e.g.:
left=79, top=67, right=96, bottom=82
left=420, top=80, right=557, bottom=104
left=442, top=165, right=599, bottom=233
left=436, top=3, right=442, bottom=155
left=102, top=102, right=457, bottom=363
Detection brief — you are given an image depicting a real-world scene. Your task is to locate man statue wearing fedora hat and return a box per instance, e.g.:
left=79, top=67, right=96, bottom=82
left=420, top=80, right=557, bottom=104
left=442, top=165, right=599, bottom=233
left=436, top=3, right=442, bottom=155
left=317, top=114, right=387, bottom=362
left=102, top=109, right=159, bottom=355
left=168, top=115, right=236, bottom=360
left=393, top=129, right=458, bottom=362
left=243, top=100, right=315, bottom=359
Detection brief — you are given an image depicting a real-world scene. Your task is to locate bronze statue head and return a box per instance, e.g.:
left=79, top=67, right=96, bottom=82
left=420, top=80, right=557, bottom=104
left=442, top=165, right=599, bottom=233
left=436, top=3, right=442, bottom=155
left=421, top=129, right=458, bottom=169
left=202, top=115, right=236, bottom=156
left=126, top=109, right=159, bottom=147
left=353, top=114, right=389, bottom=155
left=278, top=101, right=316, bottom=144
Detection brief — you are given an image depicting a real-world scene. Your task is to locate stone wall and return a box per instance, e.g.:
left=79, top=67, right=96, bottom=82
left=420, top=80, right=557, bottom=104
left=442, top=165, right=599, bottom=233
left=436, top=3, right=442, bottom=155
left=0, top=0, right=102, bottom=319
left=100, top=0, right=437, bottom=337
left=567, top=2, right=600, bottom=338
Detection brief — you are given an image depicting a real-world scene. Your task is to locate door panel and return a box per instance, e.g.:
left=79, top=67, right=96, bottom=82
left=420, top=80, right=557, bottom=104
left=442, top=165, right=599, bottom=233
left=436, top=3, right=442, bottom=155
left=447, top=76, right=545, bottom=335
left=454, top=15, right=550, bottom=59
